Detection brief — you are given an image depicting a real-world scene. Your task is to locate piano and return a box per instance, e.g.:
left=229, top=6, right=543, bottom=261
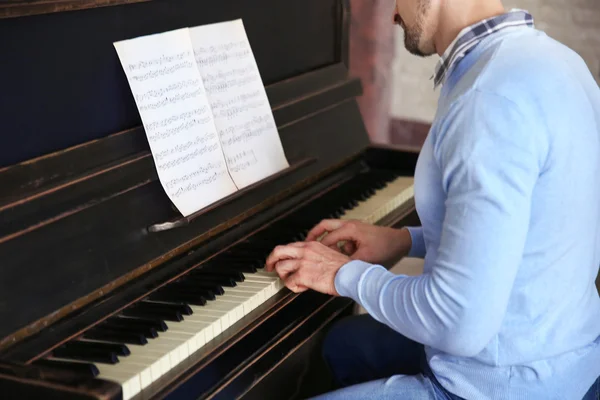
left=0, top=0, right=421, bottom=399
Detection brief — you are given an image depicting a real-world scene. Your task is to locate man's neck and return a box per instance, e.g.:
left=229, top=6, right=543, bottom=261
left=434, top=0, right=506, bottom=56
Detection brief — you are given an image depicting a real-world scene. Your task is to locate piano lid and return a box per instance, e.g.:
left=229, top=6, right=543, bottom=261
left=0, top=0, right=374, bottom=352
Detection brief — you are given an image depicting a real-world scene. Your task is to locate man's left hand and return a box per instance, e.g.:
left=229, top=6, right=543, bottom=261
left=265, top=241, right=351, bottom=296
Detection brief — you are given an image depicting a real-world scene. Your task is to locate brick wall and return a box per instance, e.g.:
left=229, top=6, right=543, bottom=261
left=389, top=0, right=600, bottom=124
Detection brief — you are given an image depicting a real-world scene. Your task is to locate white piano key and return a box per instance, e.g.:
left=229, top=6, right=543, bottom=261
left=204, top=299, right=244, bottom=324
left=341, top=176, right=414, bottom=224
left=94, top=362, right=141, bottom=400
left=120, top=352, right=164, bottom=383
left=183, top=312, right=222, bottom=337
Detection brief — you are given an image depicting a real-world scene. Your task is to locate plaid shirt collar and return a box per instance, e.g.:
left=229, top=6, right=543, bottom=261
left=432, top=9, right=534, bottom=88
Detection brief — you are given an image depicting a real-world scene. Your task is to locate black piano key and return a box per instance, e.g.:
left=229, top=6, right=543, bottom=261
left=173, top=280, right=225, bottom=295
left=122, top=302, right=184, bottom=322
left=183, top=273, right=237, bottom=287
left=108, top=316, right=168, bottom=332
left=167, top=284, right=216, bottom=296
left=53, top=341, right=126, bottom=364
left=142, top=300, right=193, bottom=315
left=163, top=284, right=218, bottom=300
left=102, top=321, right=159, bottom=338
left=330, top=209, right=344, bottom=218
left=178, top=287, right=217, bottom=300
left=204, top=260, right=259, bottom=273
left=52, top=351, right=119, bottom=365
left=83, top=326, right=154, bottom=345
left=33, top=358, right=100, bottom=377
left=201, top=276, right=238, bottom=287
left=345, top=199, right=359, bottom=208
left=223, top=248, right=267, bottom=258
left=69, top=340, right=130, bottom=356
left=357, top=192, right=371, bottom=201
left=199, top=269, right=245, bottom=282
left=215, top=259, right=264, bottom=270
left=223, top=264, right=259, bottom=273
left=83, top=327, right=148, bottom=345
left=148, top=290, right=207, bottom=306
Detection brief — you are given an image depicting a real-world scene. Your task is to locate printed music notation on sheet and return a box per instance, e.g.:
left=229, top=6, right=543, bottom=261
left=227, top=149, right=258, bottom=174
left=189, top=19, right=289, bottom=190
left=114, top=20, right=291, bottom=217
left=114, top=28, right=238, bottom=217
left=218, top=114, right=275, bottom=147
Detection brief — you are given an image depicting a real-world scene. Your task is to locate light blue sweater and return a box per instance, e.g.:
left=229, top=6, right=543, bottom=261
left=335, top=26, right=600, bottom=399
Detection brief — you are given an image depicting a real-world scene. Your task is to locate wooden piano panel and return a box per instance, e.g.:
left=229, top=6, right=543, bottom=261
left=0, top=0, right=343, bottom=168
left=0, top=0, right=151, bottom=19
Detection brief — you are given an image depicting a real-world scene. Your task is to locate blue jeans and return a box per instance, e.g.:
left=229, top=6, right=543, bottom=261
left=310, top=314, right=600, bottom=400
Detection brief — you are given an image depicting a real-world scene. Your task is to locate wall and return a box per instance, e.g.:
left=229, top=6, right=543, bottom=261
left=389, top=0, right=600, bottom=127
left=349, top=0, right=396, bottom=143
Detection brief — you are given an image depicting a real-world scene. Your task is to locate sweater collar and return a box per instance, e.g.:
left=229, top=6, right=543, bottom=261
left=432, top=9, right=534, bottom=88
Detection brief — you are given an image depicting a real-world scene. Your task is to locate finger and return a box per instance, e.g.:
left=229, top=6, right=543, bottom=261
left=327, top=243, right=343, bottom=253
left=286, top=242, right=307, bottom=247
left=305, top=219, right=347, bottom=242
left=284, top=271, right=310, bottom=293
left=274, top=259, right=301, bottom=280
left=265, top=245, right=305, bottom=271
left=320, top=224, right=359, bottom=247
left=342, top=241, right=356, bottom=255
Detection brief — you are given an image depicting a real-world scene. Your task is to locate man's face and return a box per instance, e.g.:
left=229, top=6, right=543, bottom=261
left=393, top=0, right=436, bottom=57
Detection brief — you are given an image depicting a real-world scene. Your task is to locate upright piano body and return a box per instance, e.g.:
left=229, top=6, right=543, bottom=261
left=0, top=0, right=421, bottom=398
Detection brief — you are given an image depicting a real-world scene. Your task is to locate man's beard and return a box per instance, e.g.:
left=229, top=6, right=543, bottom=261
left=404, top=27, right=427, bottom=57
left=399, top=0, right=431, bottom=57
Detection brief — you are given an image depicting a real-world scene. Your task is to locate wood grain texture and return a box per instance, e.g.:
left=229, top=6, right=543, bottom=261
left=349, top=0, right=396, bottom=143
left=0, top=360, right=121, bottom=399
left=0, top=0, right=150, bottom=19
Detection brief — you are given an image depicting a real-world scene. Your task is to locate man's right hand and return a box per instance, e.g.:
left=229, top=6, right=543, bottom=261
left=304, top=219, right=413, bottom=265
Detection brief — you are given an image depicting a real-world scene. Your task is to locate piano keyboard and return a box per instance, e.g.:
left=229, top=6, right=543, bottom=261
left=340, top=176, right=413, bottom=224
left=34, top=170, right=414, bottom=400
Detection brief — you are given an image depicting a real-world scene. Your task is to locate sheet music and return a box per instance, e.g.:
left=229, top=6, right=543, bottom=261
left=189, top=19, right=289, bottom=189
left=114, top=28, right=238, bottom=217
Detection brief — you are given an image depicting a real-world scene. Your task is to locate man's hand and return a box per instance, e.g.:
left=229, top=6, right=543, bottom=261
left=265, top=241, right=350, bottom=296
left=305, top=219, right=412, bottom=265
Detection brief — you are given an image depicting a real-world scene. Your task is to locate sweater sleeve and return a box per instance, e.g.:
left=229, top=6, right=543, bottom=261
left=405, top=226, right=426, bottom=258
left=334, top=90, right=547, bottom=357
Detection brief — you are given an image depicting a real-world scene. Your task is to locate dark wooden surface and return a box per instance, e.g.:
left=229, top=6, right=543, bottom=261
left=0, top=0, right=344, bottom=168
left=0, top=0, right=149, bottom=19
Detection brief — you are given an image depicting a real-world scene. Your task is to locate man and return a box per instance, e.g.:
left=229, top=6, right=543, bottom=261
left=265, top=0, right=600, bottom=399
